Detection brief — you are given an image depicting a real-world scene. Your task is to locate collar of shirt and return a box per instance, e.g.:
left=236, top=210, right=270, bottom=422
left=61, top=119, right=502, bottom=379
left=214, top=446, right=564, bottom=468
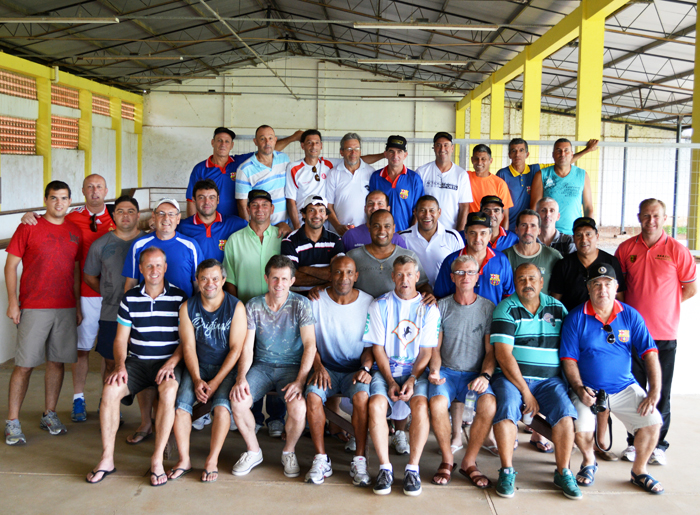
left=551, top=230, right=563, bottom=243
left=337, top=159, right=370, bottom=175
left=492, top=226, right=507, bottom=244
left=634, top=233, right=669, bottom=251
left=583, top=299, right=624, bottom=324
left=508, top=164, right=531, bottom=177
left=74, top=205, right=107, bottom=218
left=460, top=246, right=496, bottom=275
left=138, top=279, right=172, bottom=299
left=379, top=165, right=407, bottom=188
left=193, top=211, right=222, bottom=227
left=244, top=223, right=277, bottom=240
left=206, top=155, right=234, bottom=173
left=295, top=224, right=334, bottom=244
left=408, top=221, right=446, bottom=243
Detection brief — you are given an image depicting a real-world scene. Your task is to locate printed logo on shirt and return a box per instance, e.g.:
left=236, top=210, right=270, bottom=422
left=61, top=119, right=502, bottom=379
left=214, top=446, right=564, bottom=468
left=629, top=255, right=637, bottom=263
left=230, top=171, right=237, bottom=181
left=542, top=312, right=556, bottom=327
left=545, top=177, right=555, bottom=189
left=109, top=226, right=116, bottom=232
left=618, top=329, right=630, bottom=343
left=654, top=254, right=672, bottom=261
left=219, top=240, right=227, bottom=251
left=392, top=320, right=419, bottom=349
left=70, top=232, right=80, bottom=245
left=539, top=267, right=546, bottom=277
left=490, top=274, right=500, bottom=286
left=364, top=313, right=370, bottom=334
left=400, top=189, right=409, bottom=200
left=526, top=186, right=531, bottom=194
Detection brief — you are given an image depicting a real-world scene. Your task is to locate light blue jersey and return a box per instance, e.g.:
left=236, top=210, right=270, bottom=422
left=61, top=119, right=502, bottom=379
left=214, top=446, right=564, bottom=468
left=235, top=151, right=290, bottom=225
left=540, top=164, right=586, bottom=235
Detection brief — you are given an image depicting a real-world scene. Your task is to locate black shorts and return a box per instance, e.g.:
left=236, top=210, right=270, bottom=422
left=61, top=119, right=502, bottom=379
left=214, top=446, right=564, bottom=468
left=121, top=356, right=182, bottom=406
left=95, top=320, right=118, bottom=361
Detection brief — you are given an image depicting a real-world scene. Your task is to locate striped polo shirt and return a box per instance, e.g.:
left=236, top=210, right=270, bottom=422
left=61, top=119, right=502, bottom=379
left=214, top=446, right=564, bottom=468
left=117, top=280, right=186, bottom=360
left=235, top=151, right=290, bottom=225
left=490, top=292, right=568, bottom=380
left=281, top=225, right=344, bottom=267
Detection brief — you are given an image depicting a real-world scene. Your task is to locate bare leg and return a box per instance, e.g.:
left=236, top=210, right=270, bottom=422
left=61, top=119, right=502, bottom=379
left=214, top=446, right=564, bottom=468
left=168, top=409, right=192, bottom=478
left=351, top=391, right=369, bottom=457
left=407, top=397, right=429, bottom=467
left=150, top=380, right=178, bottom=486
left=231, top=395, right=259, bottom=452
left=394, top=417, right=408, bottom=431
left=7, top=367, right=33, bottom=420
left=325, top=396, right=346, bottom=440
left=202, top=406, right=231, bottom=480
left=494, top=420, right=518, bottom=468
left=72, top=350, right=90, bottom=395
left=369, top=396, right=391, bottom=466
left=461, top=394, right=496, bottom=485
left=429, top=395, right=453, bottom=484
left=632, top=425, right=661, bottom=477
left=127, top=388, right=155, bottom=441
left=102, top=359, right=116, bottom=382
left=44, top=361, right=65, bottom=413
left=307, top=393, right=327, bottom=455
left=87, top=383, right=129, bottom=482
left=282, top=398, right=306, bottom=453
left=550, top=417, right=575, bottom=474
left=574, top=431, right=596, bottom=484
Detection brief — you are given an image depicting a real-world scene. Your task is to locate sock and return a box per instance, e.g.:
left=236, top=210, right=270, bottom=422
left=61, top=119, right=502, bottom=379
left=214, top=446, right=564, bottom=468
left=405, top=464, right=419, bottom=473
left=282, top=451, right=292, bottom=456
left=73, top=393, right=85, bottom=401
left=353, top=456, right=366, bottom=463
left=7, top=418, right=19, bottom=425
left=379, top=463, right=393, bottom=472
left=315, top=454, right=329, bottom=462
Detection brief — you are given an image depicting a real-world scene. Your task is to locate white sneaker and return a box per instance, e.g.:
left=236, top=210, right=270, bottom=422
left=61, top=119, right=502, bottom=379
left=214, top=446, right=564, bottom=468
left=232, top=449, right=263, bottom=476
left=648, top=448, right=667, bottom=466
left=391, top=430, right=409, bottom=455
left=345, top=436, right=357, bottom=453
left=350, top=456, right=371, bottom=487
left=282, top=452, right=300, bottom=478
left=621, top=445, right=636, bottom=462
left=192, top=412, right=212, bottom=431
left=229, top=413, right=238, bottom=432
left=305, top=454, right=333, bottom=484
left=268, top=419, right=285, bottom=438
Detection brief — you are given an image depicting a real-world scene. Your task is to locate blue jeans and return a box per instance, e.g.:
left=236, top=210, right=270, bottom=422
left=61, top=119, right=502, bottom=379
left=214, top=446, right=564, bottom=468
left=370, top=371, right=429, bottom=417
left=428, top=367, right=495, bottom=408
left=305, top=368, right=370, bottom=404
left=175, top=363, right=237, bottom=415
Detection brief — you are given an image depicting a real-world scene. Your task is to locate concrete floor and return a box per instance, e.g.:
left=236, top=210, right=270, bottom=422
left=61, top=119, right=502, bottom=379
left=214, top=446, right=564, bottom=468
left=0, top=363, right=697, bottom=515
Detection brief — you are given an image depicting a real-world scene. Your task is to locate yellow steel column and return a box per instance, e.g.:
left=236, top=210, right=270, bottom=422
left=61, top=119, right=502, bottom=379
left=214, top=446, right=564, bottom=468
left=489, top=81, right=505, bottom=173
left=455, top=106, right=466, bottom=168
left=79, top=90, right=92, bottom=178
left=469, top=96, right=482, bottom=158
left=522, top=52, right=542, bottom=162
left=36, top=77, right=52, bottom=188
left=134, top=102, right=143, bottom=188
left=110, top=97, right=122, bottom=196
left=688, top=13, right=700, bottom=249
left=575, top=0, right=605, bottom=218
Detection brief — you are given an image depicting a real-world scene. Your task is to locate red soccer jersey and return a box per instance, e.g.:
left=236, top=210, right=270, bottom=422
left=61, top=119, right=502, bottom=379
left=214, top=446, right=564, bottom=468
left=66, top=206, right=116, bottom=297
left=7, top=217, right=83, bottom=309
left=615, top=233, right=697, bottom=340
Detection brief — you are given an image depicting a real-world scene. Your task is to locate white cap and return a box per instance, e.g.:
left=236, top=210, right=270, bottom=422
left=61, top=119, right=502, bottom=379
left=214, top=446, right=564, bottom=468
left=154, top=198, right=181, bottom=212
left=302, top=194, right=328, bottom=210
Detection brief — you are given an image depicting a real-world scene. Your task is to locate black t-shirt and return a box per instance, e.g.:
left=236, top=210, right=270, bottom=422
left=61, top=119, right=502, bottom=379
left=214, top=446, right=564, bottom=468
left=549, top=250, right=626, bottom=310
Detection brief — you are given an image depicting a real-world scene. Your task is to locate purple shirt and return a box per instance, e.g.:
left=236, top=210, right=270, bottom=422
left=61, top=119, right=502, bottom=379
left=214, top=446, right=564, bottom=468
left=341, top=223, right=407, bottom=250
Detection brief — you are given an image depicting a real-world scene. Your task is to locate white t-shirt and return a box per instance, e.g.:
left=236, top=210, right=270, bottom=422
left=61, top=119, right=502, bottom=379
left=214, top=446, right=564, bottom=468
left=362, top=290, right=440, bottom=377
left=399, top=223, right=464, bottom=287
left=312, top=288, right=374, bottom=373
left=326, top=160, right=375, bottom=228
left=415, top=161, right=473, bottom=230
left=285, top=157, right=341, bottom=223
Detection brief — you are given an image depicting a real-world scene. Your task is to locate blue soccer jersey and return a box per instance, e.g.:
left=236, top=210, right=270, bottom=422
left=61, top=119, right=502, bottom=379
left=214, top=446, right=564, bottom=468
left=487, top=226, right=519, bottom=252
left=496, top=163, right=542, bottom=223
left=369, top=166, right=425, bottom=232
left=186, top=153, right=253, bottom=218
left=177, top=212, right=248, bottom=262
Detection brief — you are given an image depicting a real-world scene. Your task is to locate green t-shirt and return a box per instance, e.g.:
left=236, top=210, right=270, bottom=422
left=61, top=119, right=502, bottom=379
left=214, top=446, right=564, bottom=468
left=503, top=244, right=563, bottom=294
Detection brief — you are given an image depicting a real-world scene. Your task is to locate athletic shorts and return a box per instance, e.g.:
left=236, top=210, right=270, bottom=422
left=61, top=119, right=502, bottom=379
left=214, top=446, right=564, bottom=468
left=95, top=320, right=118, bottom=361
left=16, top=308, right=77, bottom=368
left=77, top=297, right=102, bottom=351
left=121, top=357, right=182, bottom=406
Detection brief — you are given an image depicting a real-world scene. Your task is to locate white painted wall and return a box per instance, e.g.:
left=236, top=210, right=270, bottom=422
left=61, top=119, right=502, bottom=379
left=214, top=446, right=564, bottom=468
left=52, top=149, right=86, bottom=204
left=122, top=132, right=139, bottom=191
left=1, top=154, right=44, bottom=210
left=91, top=127, right=116, bottom=195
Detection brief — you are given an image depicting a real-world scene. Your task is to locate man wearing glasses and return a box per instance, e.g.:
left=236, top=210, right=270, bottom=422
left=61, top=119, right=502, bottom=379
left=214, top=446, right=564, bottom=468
left=123, top=198, right=203, bottom=298
left=560, top=264, right=664, bottom=494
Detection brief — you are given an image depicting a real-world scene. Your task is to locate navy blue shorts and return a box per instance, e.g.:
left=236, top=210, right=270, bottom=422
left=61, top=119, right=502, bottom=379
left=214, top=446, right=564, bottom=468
left=95, top=320, right=118, bottom=361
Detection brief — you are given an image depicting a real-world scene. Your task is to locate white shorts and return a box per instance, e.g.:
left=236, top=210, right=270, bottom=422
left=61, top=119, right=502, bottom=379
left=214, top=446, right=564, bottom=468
left=77, top=296, right=102, bottom=351
left=570, top=383, right=663, bottom=434
left=389, top=400, right=411, bottom=420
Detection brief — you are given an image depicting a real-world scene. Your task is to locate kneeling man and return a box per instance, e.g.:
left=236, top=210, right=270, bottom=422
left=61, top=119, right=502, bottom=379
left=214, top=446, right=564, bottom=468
left=169, top=259, right=247, bottom=482
left=561, top=264, right=663, bottom=494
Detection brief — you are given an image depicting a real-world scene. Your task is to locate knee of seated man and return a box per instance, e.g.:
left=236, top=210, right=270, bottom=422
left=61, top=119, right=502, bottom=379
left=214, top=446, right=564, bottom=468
left=428, top=394, right=449, bottom=412
left=351, top=390, right=369, bottom=406
left=287, top=397, right=307, bottom=418
left=477, top=393, right=496, bottom=413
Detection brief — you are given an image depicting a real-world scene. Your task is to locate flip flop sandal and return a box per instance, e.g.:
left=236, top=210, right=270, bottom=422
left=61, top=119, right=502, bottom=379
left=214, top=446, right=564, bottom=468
left=576, top=463, right=598, bottom=487
left=167, top=467, right=192, bottom=480
left=438, top=444, right=464, bottom=456
left=150, top=471, right=168, bottom=487
left=202, top=470, right=218, bottom=483
left=529, top=439, right=554, bottom=453
left=481, top=444, right=499, bottom=456
left=431, top=462, right=454, bottom=485
left=126, top=431, right=153, bottom=445
left=459, top=464, right=492, bottom=489
left=630, top=471, right=664, bottom=495
left=86, top=468, right=116, bottom=484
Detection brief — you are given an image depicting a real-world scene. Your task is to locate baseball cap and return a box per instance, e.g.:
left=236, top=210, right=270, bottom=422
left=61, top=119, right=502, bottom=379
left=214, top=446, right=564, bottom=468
left=587, top=263, right=617, bottom=282
left=302, top=194, right=328, bottom=210
left=480, top=195, right=504, bottom=208
left=248, top=189, right=272, bottom=203
left=154, top=198, right=180, bottom=212
left=573, top=217, right=598, bottom=233
left=385, top=135, right=407, bottom=152
left=466, top=212, right=491, bottom=229
left=213, top=127, right=236, bottom=140
left=433, top=131, right=453, bottom=144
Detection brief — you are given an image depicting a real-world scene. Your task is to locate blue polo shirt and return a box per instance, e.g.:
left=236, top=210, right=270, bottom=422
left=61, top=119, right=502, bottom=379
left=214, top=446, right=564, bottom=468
left=496, top=163, right=543, bottom=223
left=122, top=232, right=203, bottom=298
left=369, top=166, right=424, bottom=232
left=186, top=153, right=253, bottom=217
left=487, top=226, right=519, bottom=252
left=560, top=300, right=658, bottom=395
left=434, top=246, right=514, bottom=306
left=177, top=212, right=248, bottom=262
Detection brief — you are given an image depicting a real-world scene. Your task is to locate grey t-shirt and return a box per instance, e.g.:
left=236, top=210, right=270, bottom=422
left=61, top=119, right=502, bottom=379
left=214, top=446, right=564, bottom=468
left=84, top=230, right=146, bottom=321
left=438, top=294, right=494, bottom=372
left=346, top=245, right=428, bottom=298
left=503, top=244, right=563, bottom=293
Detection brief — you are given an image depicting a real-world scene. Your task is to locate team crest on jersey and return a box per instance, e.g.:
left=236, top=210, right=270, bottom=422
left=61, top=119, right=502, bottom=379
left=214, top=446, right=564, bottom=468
left=392, top=320, right=420, bottom=349
left=230, top=171, right=236, bottom=181
left=618, top=330, right=630, bottom=343
left=400, top=189, right=409, bottom=199
left=219, top=240, right=226, bottom=251
left=542, top=312, right=556, bottom=327
left=490, top=274, right=500, bottom=286
left=526, top=186, right=531, bottom=194
left=629, top=255, right=636, bottom=263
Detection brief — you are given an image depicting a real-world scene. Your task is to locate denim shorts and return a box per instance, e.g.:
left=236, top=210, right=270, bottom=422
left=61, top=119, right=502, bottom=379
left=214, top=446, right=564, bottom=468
left=175, top=363, right=237, bottom=415
left=305, top=368, right=370, bottom=404
left=428, top=367, right=495, bottom=408
left=247, top=362, right=301, bottom=403
left=370, top=371, right=429, bottom=416
left=491, top=373, right=577, bottom=427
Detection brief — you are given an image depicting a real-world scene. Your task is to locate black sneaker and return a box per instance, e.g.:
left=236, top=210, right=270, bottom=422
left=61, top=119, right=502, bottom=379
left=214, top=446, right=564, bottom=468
left=373, top=469, right=393, bottom=495
left=403, top=469, right=422, bottom=496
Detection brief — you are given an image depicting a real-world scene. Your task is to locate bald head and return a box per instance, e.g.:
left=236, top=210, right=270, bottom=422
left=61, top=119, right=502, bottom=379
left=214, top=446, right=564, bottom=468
left=82, top=174, right=108, bottom=211
left=330, top=255, right=358, bottom=297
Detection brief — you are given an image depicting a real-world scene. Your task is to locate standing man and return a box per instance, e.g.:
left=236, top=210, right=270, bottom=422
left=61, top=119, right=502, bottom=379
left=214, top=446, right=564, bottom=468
left=369, top=135, right=425, bottom=232
left=178, top=179, right=247, bottom=262
left=168, top=259, right=247, bottom=483
left=304, top=256, right=374, bottom=486
left=86, top=247, right=185, bottom=485
left=415, top=132, right=472, bottom=231
left=480, top=196, right=519, bottom=252
left=399, top=195, right=464, bottom=287
left=364, top=256, right=441, bottom=496
left=123, top=198, right=203, bottom=298
left=341, top=190, right=407, bottom=250
left=5, top=181, right=82, bottom=445
left=229, top=256, right=316, bottom=478
left=615, top=198, right=697, bottom=465
left=536, top=197, right=576, bottom=255
left=502, top=210, right=562, bottom=294
left=467, top=145, right=513, bottom=226
left=530, top=138, right=595, bottom=235
left=490, top=263, right=581, bottom=500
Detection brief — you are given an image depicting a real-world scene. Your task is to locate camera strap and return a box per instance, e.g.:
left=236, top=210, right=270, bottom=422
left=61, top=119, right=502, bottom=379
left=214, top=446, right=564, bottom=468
left=594, top=413, right=613, bottom=452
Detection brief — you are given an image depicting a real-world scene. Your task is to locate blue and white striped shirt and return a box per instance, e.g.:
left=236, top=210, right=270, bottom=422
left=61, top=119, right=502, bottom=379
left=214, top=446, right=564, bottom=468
left=235, top=151, right=290, bottom=225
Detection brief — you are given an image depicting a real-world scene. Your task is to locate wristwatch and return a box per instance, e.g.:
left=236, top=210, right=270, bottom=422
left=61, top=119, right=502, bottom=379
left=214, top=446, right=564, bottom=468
left=360, top=366, right=371, bottom=374
left=409, top=374, right=417, bottom=381
left=479, top=372, right=492, bottom=382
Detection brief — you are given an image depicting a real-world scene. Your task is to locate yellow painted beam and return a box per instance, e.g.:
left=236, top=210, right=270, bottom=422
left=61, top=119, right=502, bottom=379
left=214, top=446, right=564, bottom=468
left=469, top=96, right=482, bottom=157
left=490, top=81, right=505, bottom=173
left=455, top=107, right=465, bottom=168
left=79, top=90, right=92, bottom=178
left=134, top=103, right=144, bottom=188
left=36, top=77, right=52, bottom=188
left=111, top=97, right=122, bottom=197
left=688, top=12, right=700, bottom=249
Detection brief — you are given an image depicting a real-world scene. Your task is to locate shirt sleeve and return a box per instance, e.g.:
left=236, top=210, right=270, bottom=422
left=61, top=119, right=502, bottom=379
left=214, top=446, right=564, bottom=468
left=116, top=296, right=132, bottom=327
left=490, top=301, right=515, bottom=346
left=394, top=233, right=408, bottom=249
left=559, top=312, right=580, bottom=361
left=610, top=255, right=626, bottom=292
left=498, top=179, right=514, bottom=209
left=333, top=236, right=345, bottom=256
left=614, top=244, right=627, bottom=274
left=501, top=259, right=516, bottom=296
left=483, top=303, right=494, bottom=335
left=458, top=170, right=474, bottom=204
left=368, top=171, right=379, bottom=192
left=326, top=170, right=338, bottom=205
left=284, top=162, right=298, bottom=200
left=6, top=224, right=30, bottom=259
left=121, top=240, right=140, bottom=279
left=186, top=166, right=199, bottom=201
left=281, top=237, right=299, bottom=264
left=235, top=163, right=253, bottom=200
left=675, top=243, right=697, bottom=283
left=362, top=300, right=385, bottom=346
left=83, top=238, right=103, bottom=276
left=629, top=308, right=658, bottom=358
left=419, top=305, right=440, bottom=348
left=434, top=255, right=456, bottom=299
left=246, top=301, right=257, bottom=330
left=297, top=296, right=316, bottom=327
left=223, top=237, right=237, bottom=285
left=548, top=258, right=565, bottom=295
left=190, top=239, right=204, bottom=282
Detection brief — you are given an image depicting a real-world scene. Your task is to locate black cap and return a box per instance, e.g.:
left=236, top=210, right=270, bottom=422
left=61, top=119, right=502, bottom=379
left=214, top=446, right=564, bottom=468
left=213, top=127, right=236, bottom=140
left=587, top=263, right=617, bottom=282
left=573, top=217, right=597, bottom=233
left=480, top=195, right=504, bottom=208
left=466, top=212, right=491, bottom=229
left=385, top=135, right=407, bottom=152
left=248, top=189, right=272, bottom=203
left=433, top=131, right=453, bottom=144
